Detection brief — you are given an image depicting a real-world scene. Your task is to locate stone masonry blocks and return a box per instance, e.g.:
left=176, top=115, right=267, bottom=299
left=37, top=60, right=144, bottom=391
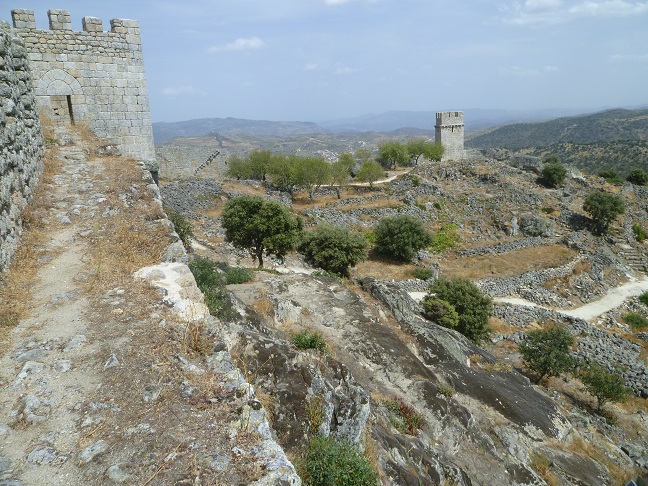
left=0, top=20, right=44, bottom=272
left=11, top=8, right=156, bottom=167
left=435, top=111, right=465, bottom=161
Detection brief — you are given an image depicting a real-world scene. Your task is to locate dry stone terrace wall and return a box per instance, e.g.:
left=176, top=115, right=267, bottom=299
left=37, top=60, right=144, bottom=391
left=11, top=9, right=156, bottom=169
left=0, top=20, right=44, bottom=272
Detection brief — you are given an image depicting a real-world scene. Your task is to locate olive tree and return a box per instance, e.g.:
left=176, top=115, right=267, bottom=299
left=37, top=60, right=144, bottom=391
left=374, top=215, right=432, bottom=261
left=378, top=141, right=409, bottom=170
left=540, top=158, right=567, bottom=188
left=406, top=138, right=444, bottom=165
left=581, top=362, right=631, bottom=413
left=356, top=160, right=385, bottom=187
left=583, top=190, right=625, bottom=234
left=519, top=326, right=574, bottom=382
left=221, top=196, right=303, bottom=267
left=426, top=277, right=493, bottom=343
left=298, top=224, right=369, bottom=276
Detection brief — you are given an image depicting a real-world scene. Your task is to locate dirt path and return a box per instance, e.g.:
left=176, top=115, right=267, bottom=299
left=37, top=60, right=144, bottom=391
left=495, top=274, right=648, bottom=321
left=0, top=128, right=297, bottom=485
left=0, top=133, right=110, bottom=484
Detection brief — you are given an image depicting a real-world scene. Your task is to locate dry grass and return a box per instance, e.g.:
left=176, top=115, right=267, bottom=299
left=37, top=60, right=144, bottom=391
left=222, top=180, right=266, bottom=196
left=562, top=435, right=639, bottom=485
left=354, top=254, right=417, bottom=281
left=440, top=245, right=576, bottom=280
left=0, top=130, right=63, bottom=340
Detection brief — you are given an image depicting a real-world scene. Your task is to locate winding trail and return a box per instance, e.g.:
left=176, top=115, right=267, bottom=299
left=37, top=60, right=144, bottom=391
left=495, top=274, right=648, bottom=321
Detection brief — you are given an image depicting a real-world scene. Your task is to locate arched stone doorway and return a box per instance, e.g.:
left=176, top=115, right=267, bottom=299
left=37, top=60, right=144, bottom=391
left=35, top=69, right=84, bottom=126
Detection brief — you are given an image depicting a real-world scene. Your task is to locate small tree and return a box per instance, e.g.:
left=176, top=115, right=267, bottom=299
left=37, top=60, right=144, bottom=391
left=580, top=362, right=631, bottom=413
left=298, top=224, right=369, bottom=277
left=295, top=156, right=331, bottom=202
left=422, top=297, right=459, bottom=330
left=427, top=277, right=493, bottom=343
left=226, top=154, right=254, bottom=180
left=221, top=196, right=303, bottom=267
left=378, top=141, right=409, bottom=170
left=626, top=168, right=648, bottom=186
left=329, top=156, right=353, bottom=199
left=519, top=326, right=574, bottom=382
left=406, top=138, right=444, bottom=165
left=267, top=154, right=300, bottom=197
left=597, top=169, right=622, bottom=184
left=583, top=190, right=625, bottom=234
left=374, top=215, right=432, bottom=261
left=540, top=158, right=567, bottom=188
left=356, top=160, right=385, bottom=187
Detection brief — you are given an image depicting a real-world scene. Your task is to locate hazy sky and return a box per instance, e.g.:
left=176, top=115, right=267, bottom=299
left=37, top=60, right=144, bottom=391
left=2, top=1, right=647, bottom=122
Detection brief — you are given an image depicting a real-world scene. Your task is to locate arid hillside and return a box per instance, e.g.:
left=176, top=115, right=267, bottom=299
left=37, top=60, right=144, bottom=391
left=158, top=143, right=648, bottom=484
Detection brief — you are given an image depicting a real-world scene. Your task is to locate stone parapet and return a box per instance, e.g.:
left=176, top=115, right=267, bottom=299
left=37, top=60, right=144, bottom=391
left=0, top=20, right=44, bottom=272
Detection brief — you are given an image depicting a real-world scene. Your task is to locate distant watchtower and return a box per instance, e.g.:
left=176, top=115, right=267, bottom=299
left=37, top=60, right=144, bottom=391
left=435, top=111, right=464, bottom=161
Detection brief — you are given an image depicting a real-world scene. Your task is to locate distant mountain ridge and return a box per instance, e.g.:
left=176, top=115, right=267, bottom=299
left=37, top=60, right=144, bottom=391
left=153, top=117, right=326, bottom=142
left=466, top=108, right=648, bottom=150
left=153, top=108, right=592, bottom=142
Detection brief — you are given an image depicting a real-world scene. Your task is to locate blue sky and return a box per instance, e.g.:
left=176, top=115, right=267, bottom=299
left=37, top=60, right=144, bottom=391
left=2, top=1, right=647, bottom=123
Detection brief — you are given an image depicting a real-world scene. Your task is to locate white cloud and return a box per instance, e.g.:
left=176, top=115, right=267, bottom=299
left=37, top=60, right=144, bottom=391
left=161, top=86, right=206, bottom=96
left=498, top=66, right=541, bottom=76
left=609, top=53, right=648, bottom=62
left=334, top=64, right=357, bottom=75
left=304, top=63, right=319, bottom=71
left=208, top=37, right=266, bottom=53
left=501, top=0, right=648, bottom=25
left=544, top=65, right=560, bottom=72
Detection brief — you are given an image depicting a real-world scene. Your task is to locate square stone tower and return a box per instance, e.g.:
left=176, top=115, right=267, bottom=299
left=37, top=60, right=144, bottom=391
left=10, top=9, right=156, bottom=169
left=435, top=111, right=464, bottom=161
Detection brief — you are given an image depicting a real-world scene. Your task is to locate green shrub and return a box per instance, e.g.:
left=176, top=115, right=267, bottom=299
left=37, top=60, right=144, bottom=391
left=626, top=168, right=648, bottom=186
left=427, top=277, right=493, bottom=343
left=188, top=256, right=231, bottom=318
left=166, top=207, right=193, bottom=250
left=188, top=256, right=223, bottom=289
left=540, top=158, right=567, bottom=188
left=422, top=297, right=459, bottom=330
left=384, top=397, right=425, bottom=435
left=639, top=292, right=648, bottom=306
left=374, top=215, right=432, bottom=261
left=541, top=207, right=555, bottom=214
left=623, top=312, right=648, bottom=329
left=298, top=224, right=369, bottom=277
left=313, top=269, right=343, bottom=283
left=412, top=267, right=435, bottom=280
left=632, top=223, right=647, bottom=242
left=292, top=329, right=327, bottom=353
left=223, top=266, right=254, bottom=285
left=302, top=436, right=379, bottom=486
left=429, top=224, right=459, bottom=252
left=433, top=201, right=444, bottom=210
left=437, top=382, right=455, bottom=398
left=597, top=169, right=623, bottom=184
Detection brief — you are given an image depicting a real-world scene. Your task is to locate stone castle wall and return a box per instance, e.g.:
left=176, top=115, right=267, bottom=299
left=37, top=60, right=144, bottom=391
left=11, top=9, right=156, bottom=168
left=0, top=20, right=44, bottom=272
left=435, top=111, right=464, bottom=161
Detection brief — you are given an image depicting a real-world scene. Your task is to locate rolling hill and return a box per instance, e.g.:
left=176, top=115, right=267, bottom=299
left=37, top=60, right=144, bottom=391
left=466, top=108, right=648, bottom=150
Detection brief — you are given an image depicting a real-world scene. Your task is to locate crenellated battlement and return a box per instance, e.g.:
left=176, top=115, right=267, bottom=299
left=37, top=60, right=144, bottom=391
left=11, top=9, right=140, bottom=36
left=8, top=8, right=155, bottom=168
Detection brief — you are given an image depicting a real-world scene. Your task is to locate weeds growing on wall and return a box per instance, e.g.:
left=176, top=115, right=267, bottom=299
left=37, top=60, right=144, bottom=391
left=188, top=256, right=231, bottom=319
left=165, top=207, right=193, bottom=250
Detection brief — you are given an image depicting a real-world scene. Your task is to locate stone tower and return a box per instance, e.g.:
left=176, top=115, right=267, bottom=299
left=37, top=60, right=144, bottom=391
left=10, top=9, right=156, bottom=169
left=435, top=111, right=464, bottom=161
